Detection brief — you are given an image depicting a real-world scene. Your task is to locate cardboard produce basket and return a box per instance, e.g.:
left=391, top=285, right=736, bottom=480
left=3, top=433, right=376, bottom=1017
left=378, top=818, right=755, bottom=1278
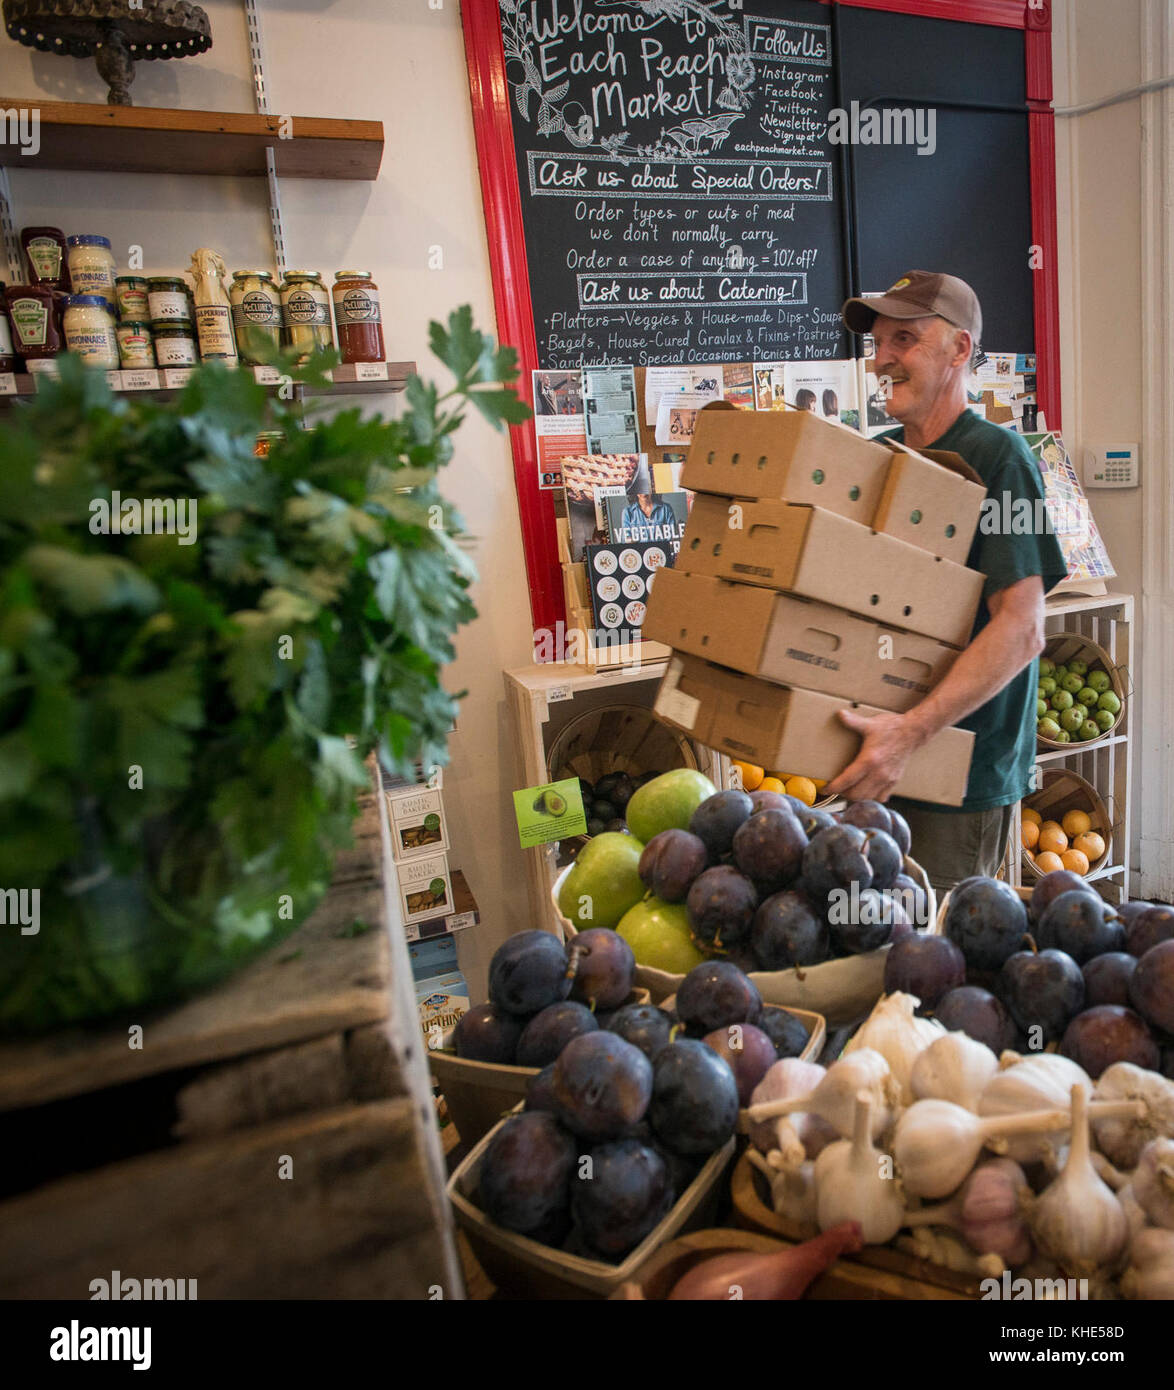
left=1036, top=632, right=1127, bottom=752
left=552, top=858, right=936, bottom=1026
left=428, top=988, right=650, bottom=1147
left=1020, top=768, right=1113, bottom=880
left=448, top=1116, right=736, bottom=1299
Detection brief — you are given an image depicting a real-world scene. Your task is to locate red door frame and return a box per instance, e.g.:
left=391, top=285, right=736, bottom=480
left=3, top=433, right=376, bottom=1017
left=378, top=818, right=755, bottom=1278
left=461, top=0, right=1058, bottom=640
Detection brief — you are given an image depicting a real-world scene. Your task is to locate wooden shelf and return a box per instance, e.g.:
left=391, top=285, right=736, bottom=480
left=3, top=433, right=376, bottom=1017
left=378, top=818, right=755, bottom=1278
left=0, top=99, right=383, bottom=179
left=0, top=361, right=415, bottom=409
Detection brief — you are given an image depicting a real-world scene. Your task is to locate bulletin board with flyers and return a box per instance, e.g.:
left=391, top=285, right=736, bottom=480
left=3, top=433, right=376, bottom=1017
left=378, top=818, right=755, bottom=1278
left=461, top=0, right=1060, bottom=635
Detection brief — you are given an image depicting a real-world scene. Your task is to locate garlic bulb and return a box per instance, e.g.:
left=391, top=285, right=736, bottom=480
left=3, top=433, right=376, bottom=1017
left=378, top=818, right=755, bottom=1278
left=894, top=1098, right=1072, bottom=1199
left=1029, top=1084, right=1129, bottom=1279
left=1132, top=1138, right=1174, bottom=1230
left=1092, top=1062, right=1174, bottom=1169
left=911, top=1031, right=999, bottom=1111
left=747, top=1059, right=835, bottom=1164
left=979, top=1053, right=1093, bottom=1163
left=746, top=1048, right=898, bottom=1141
left=747, top=1148, right=819, bottom=1237
left=1118, top=1184, right=1148, bottom=1242
left=1121, top=1228, right=1174, bottom=1300
left=844, top=992, right=945, bottom=1106
left=814, top=1090, right=904, bottom=1244
left=901, top=1158, right=1032, bottom=1266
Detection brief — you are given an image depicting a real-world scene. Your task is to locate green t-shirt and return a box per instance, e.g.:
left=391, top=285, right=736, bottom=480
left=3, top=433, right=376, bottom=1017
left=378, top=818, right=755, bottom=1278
left=881, top=411, right=1068, bottom=812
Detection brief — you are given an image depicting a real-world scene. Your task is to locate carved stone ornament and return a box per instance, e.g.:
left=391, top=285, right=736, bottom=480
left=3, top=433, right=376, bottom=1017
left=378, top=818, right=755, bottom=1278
left=3, top=1, right=213, bottom=105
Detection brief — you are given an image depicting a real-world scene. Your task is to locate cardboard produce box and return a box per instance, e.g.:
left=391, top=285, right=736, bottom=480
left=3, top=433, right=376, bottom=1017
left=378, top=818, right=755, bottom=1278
left=873, top=441, right=987, bottom=564
left=653, top=652, right=975, bottom=807
left=678, top=495, right=983, bottom=649
left=681, top=404, right=892, bottom=527
left=643, top=567, right=960, bottom=713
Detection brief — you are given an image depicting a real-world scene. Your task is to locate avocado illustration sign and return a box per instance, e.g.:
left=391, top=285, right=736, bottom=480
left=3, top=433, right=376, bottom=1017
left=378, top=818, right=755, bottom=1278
left=497, top=0, right=847, bottom=369
left=513, top=777, right=589, bottom=846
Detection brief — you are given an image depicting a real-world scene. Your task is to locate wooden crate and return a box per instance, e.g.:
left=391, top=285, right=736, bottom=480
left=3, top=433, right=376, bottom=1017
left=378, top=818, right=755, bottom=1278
left=0, top=774, right=465, bottom=1300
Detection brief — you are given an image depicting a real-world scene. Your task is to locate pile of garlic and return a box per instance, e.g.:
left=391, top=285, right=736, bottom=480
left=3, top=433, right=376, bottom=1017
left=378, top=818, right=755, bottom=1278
left=743, top=991, right=1174, bottom=1297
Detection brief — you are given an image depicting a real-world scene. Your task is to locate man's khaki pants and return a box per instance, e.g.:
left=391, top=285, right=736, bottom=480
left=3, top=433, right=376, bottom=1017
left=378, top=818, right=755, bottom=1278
left=886, top=798, right=1016, bottom=899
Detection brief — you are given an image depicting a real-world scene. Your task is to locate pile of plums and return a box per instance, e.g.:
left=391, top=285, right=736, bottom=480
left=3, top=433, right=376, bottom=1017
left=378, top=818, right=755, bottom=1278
left=891, top=870, right=1174, bottom=1078
left=638, top=790, right=930, bottom=973
left=470, top=949, right=811, bottom=1261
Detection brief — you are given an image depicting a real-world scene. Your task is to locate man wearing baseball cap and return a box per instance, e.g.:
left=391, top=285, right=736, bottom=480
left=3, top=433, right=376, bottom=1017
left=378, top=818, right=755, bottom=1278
left=825, top=271, right=1068, bottom=895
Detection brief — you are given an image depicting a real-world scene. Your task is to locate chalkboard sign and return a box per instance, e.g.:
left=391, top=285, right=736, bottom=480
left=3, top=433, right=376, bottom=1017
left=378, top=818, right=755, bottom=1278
left=497, top=1, right=848, bottom=368
left=462, top=0, right=1058, bottom=635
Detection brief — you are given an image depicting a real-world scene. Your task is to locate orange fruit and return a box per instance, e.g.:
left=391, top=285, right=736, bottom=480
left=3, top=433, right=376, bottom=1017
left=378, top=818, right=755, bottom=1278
left=810, top=778, right=827, bottom=790
left=1022, top=820, right=1040, bottom=851
left=785, top=776, right=818, bottom=807
left=1021, top=806, right=1042, bottom=827
left=1073, top=830, right=1106, bottom=862
left=1062, top=809, right=1092, bottom=838
left=1060, top=848, right=1090, bottom=875
left=1035, top=851, right=1065, bottom=874
left=759, top=776, right=786, bottom=794
left=1038, top=823, right=1068, bottom=856
left=732, top=761, right=764, bottom=792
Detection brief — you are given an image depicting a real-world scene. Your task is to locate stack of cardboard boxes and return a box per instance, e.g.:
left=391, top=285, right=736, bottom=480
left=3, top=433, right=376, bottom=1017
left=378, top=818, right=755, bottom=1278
left=643, top=405, right=990, bottom=806
left=383, top=762, right=460, bottom=940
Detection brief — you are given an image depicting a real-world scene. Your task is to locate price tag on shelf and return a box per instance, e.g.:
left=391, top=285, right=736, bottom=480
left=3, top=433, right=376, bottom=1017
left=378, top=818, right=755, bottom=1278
left=354, top=361, right=389, bottom=382
left=105, top=370, right=124, bottom=391
left=0, top=373, right=15, bottom=396
left=163, top=368, right=194, bottom=389
left=28, top=360, right=58, bottom=380
left=251, top=365, right=281, bottom=385
left=121, top=369, right=161, bottom=392
left=547, top=686, right=572, bottom=704
left=445, top=912, right=476, bottom=933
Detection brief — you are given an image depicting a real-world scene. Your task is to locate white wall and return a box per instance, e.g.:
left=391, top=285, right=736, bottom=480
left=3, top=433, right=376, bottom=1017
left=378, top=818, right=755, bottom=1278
left=1053, top=0, right=1147, bottom=875
left=3, top=1, right=535, bottom=999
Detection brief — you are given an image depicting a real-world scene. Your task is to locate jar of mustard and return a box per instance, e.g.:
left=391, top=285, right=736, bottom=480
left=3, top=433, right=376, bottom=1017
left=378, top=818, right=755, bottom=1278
left=280, top=271, right=333, bottom=362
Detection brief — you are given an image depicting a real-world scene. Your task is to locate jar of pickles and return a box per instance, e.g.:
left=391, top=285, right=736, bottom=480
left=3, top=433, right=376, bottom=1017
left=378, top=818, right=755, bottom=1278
left=229, top=270, right=282, bottom=365
left=280, top=271, right=333, bottom=362
left=332, top=271, right=384, bottom=364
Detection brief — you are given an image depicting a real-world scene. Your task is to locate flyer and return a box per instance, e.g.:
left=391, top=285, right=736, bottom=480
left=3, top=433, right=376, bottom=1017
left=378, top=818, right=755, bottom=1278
left=532, top=368, right=587, bottom=489
left=583, top=365, right=640, bottom=454
left=643, top=364, right=723, bottom=426
left=654, top=389, right=714, bottom=446
left=781, top=359, right=859, bottom=430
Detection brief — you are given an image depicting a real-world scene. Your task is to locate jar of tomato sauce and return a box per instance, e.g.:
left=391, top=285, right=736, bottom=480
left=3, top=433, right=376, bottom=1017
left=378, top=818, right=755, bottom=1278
left=332, top=271, right=384, bottom=364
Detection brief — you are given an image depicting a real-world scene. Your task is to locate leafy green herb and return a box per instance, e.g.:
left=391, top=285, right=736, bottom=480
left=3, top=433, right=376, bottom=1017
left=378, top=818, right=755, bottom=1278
left=0, top=310, right=528, bottom=1033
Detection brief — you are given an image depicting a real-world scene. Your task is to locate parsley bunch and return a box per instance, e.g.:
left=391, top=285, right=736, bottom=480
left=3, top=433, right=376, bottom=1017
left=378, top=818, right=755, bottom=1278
left=0, top=308, right=528, bottom=1032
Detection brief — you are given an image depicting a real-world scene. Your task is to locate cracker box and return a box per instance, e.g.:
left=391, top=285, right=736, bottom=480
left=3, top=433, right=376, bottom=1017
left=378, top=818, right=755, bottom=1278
left=385, top=786, right=449, bottom=861
left=398, top=851, right=454, bottom=927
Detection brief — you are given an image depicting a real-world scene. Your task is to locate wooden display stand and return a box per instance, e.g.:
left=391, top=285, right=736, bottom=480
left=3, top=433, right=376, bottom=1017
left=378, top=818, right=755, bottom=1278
left=0, top=777, right=464, bottom=1300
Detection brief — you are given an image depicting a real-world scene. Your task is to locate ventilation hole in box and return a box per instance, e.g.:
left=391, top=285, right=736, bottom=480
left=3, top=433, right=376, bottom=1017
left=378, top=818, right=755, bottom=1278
left=701, top=635, right=709, bottom=646
left=757, top=455, right=767, bottom=470
left=732, top=451, right=741, bottom=466
left=812, top=469, right=825, bottom=484
left=849, top=485, right=860, bottom=500
left=910, top=509, right=922, bottom=524
left=690, top=537, right=700, bottom=549
left=707, top=451, right=716, bottom=464
left=945, top=524, right=956, bottom=537
left=870, top=594, right=879, bottom=605
left=713, top=543, right=722, bottom=556
left=903, top=605, right=912, bottom=617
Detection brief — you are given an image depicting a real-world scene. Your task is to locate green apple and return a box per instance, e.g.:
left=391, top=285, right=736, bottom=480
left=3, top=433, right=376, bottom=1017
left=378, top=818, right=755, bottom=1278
left=1088, top=669, right=1112, bottom=693
left=1061, top=672, right=1085, bottom=695
left=1052, top=664, right=1069, bottom=682
left=1077, top=687, right=1099, bottom=708
left=1039, top=677, right=1058, bottom=697
left=616, top=897, right=705, bottom=974
left=1039, top=658, right=1055, bottom=677
left=1051, top=689, right=1075, bottom=712
left=1037, top=699, right=1049, bottom=719
left=1059, top=706, right=1085, bottom=734
left=1079, top=719, right=1100, bottom=741
left=557, top=831, right=646, bottom=931
left=1097, top=691, right=1121, bottom=715
left=1094, top=708, right=1116, bottom=731
left=1067, top=658, right=1088, bottom=677
left=1054, top=729, right=1071, bottom=743
left=624, top=768, right=716, bottom=844
left=1038, top=717, right=1062, bottom=741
